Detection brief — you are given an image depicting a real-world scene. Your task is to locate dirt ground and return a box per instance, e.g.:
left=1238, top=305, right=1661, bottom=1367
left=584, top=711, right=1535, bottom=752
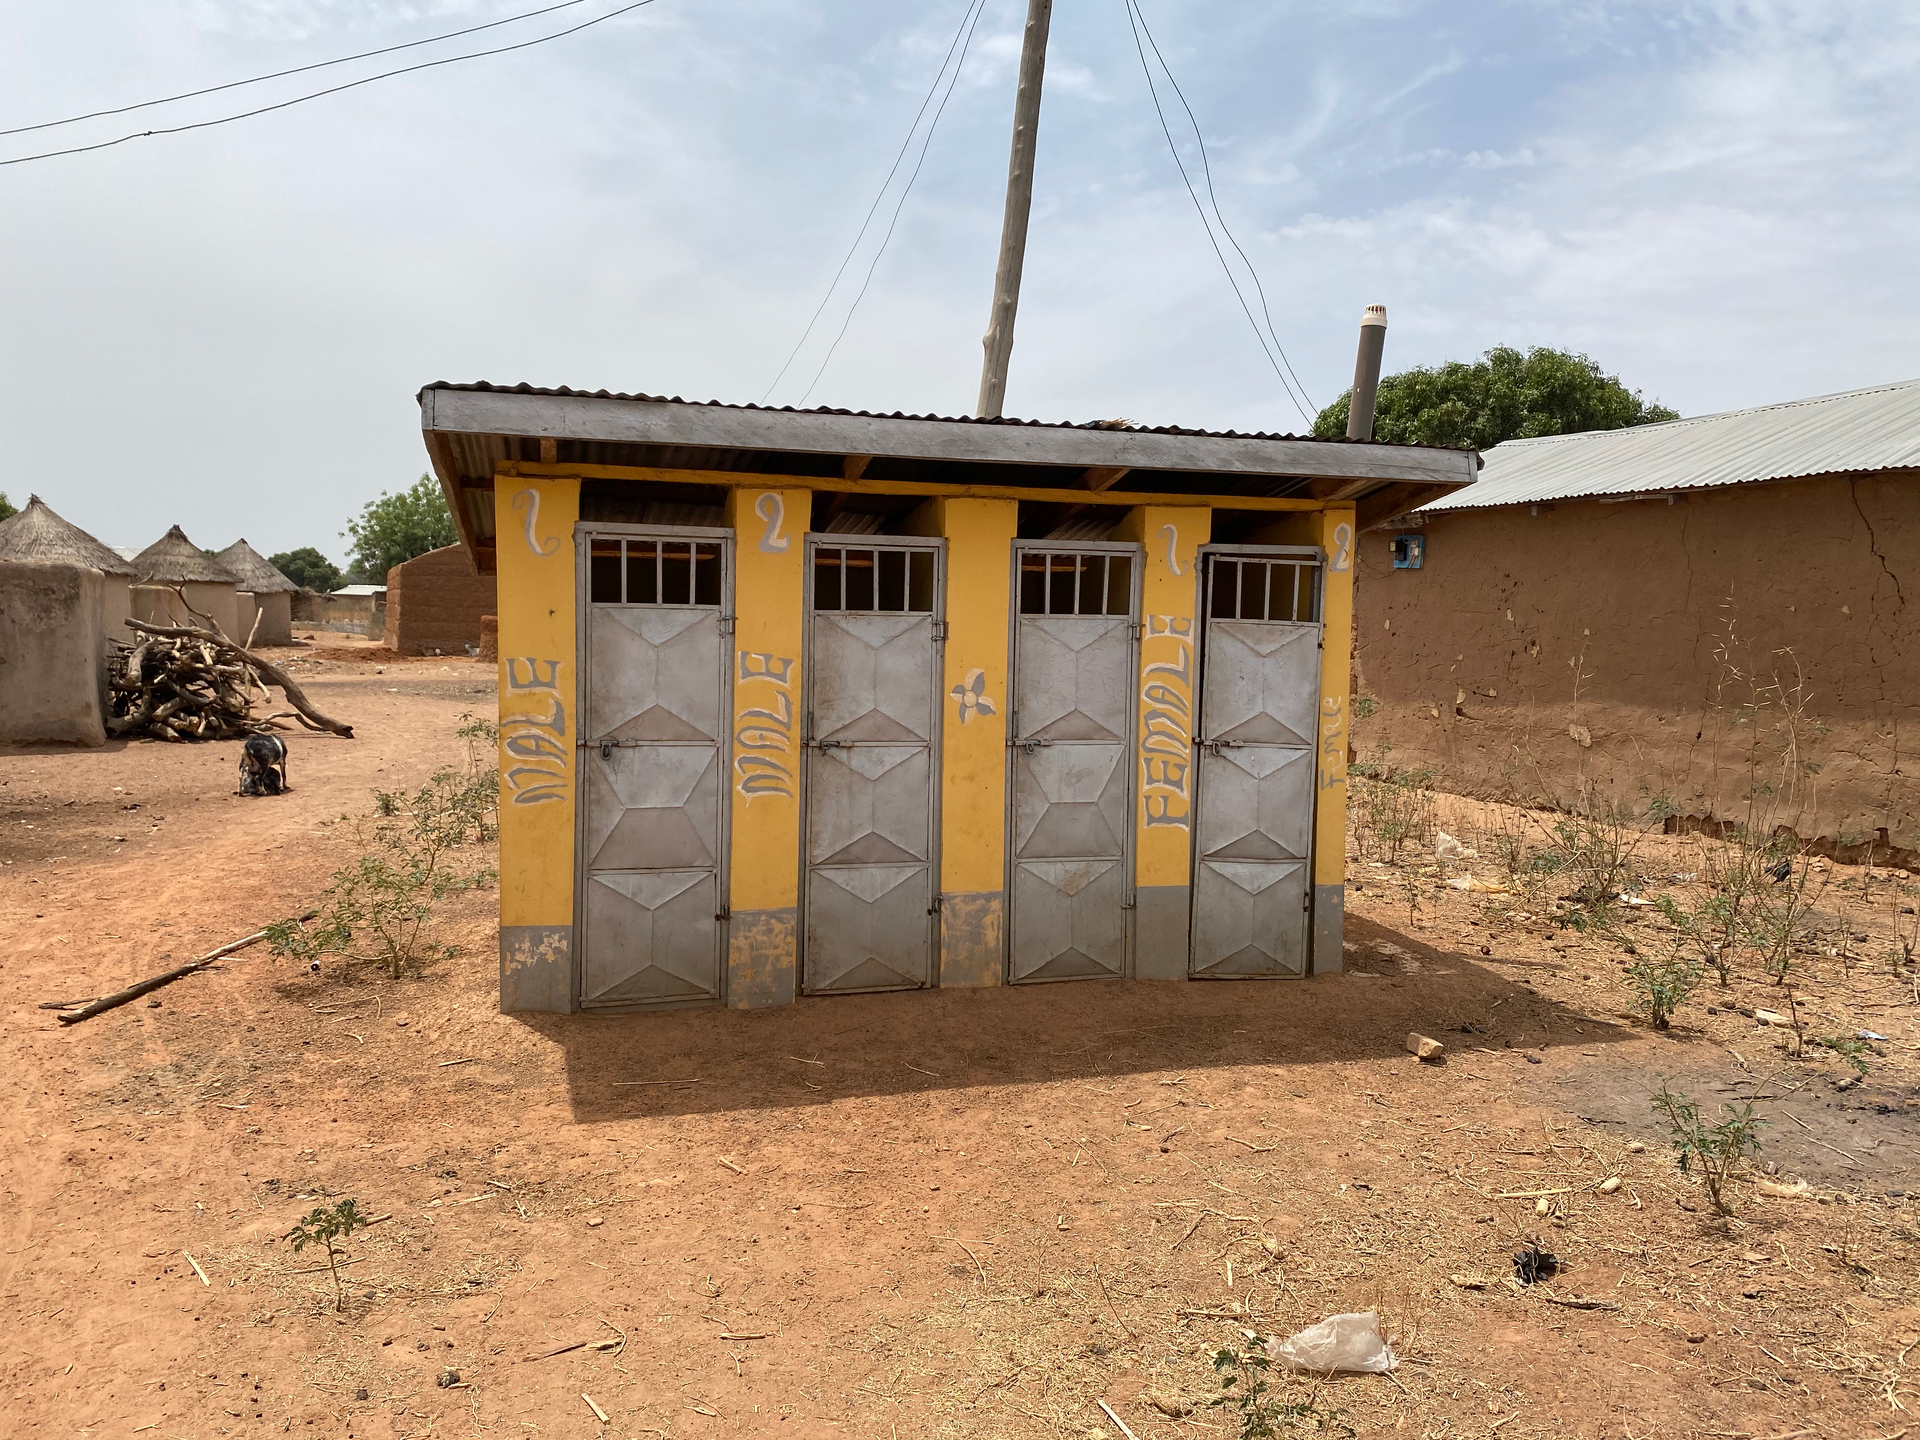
left=3, top=643, right=1916, bottom=1440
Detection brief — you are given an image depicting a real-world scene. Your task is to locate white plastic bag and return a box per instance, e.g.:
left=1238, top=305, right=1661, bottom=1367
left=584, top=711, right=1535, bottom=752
left=1435, top=831, right=1477, bottom=860
left=1265, top=1311, right=1397, bottom=1373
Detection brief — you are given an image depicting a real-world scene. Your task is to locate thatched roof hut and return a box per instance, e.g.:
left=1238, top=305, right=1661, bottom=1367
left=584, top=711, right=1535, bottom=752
left=213, top=538, right=298, bottom=594
left=0, top=495, right=135, bottom=575
left=133, top=525, right=241, bottom=585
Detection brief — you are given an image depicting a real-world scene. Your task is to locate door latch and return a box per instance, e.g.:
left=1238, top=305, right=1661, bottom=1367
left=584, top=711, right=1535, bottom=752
left=599, top=739, right=613, bottom=760
left=1021, top=737, right=1053, bottom=755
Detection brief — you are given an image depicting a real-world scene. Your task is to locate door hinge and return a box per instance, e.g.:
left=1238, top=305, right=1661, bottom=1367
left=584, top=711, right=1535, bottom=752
left=928, top=894, right=944, bottom=915
left=932, top=620, right=949, bottom=642
left=1302, top=890, right=1312, bottom=912
left=715, top=905, right=731, bottom=921
left=719, top=615, right=736, bottom=637
left=1130, top=620, right=1144, bottom=641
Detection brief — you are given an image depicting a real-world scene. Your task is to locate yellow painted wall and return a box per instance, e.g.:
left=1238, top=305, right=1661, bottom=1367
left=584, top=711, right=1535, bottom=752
left=494, top=477, right=580, bottom=1010
left=1115, top=505, right=1209, bottom=980
left=1309, top=508, right=1356, bottom=890
left=1116, top=506, right=1210, bottom=878
left=724, top=487, right=811, bottom=1005
left=904, top=496, right=1018, bottom=985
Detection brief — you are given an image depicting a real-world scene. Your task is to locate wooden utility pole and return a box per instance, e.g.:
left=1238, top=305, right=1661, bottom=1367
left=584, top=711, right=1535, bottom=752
left=976, top=0, right=1054, bottom=419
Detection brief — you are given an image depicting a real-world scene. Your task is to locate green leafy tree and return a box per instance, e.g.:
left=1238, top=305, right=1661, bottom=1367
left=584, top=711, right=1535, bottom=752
left=1313, top=345, right=1678, bottom=450
left=342, top=475, right=457, bottom=583
left=269, top=547, right=345, bottom=592
left=0, top=492, right=16, bottom=522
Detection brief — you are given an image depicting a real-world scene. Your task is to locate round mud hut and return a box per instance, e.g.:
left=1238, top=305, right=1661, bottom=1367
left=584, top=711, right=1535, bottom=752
left=132, top=524, right=242, bottom=639
left=213, top=538, right=298, bottom=645
left=0, top=494, right=136, bottom=649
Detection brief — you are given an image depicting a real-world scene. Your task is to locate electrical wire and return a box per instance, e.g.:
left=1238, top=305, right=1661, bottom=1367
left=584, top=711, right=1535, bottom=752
left=1129, top=1, right=1316, bottom=417
left=1123, top=0, right=1314, bottom=424
left=762, top=0, right=986, bottom=406
left=0, top=0, right=599, bottom=139
left=797, top=0, right=986, bottom=406
left=1, top=0, right=658, bottom=169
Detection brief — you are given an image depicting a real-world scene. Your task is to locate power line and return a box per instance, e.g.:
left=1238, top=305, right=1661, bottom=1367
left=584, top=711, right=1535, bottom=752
left=1, top=0, right=658, bottom=169
left=761, top=0, right=985, bottom=404
left=1123, top=0, right=1314, bottom=425
left=0, top=0, right=599, bottom=139
left=799, top=0, right=987, bottom=405
left=1129, top=0, right=1316, bottom=417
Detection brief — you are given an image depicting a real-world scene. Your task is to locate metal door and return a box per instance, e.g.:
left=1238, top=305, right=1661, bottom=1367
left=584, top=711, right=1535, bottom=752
left=802, top=540, right=943, bottom=993
left=577, top=531, right=730, bottom=1007
left=1007, top=545, right=1140, bottom=982
left=1191, top=551, right=1322, bottom=978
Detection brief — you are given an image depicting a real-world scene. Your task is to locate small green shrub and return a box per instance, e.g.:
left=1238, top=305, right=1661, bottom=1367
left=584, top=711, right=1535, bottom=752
left=1210, top=1335, right=1353, bottom=1439
left=1816, top=1035, right=1873, bottom=1077
left=270, top=733, right=498, bottom=978
left=1651, top=1085, right=1767, bottom=1217
left=1349, top=752, right=1437, bottom=865
left=1625, top=952, right=1703, bottom=1030
left=284, top=1198, right=368, bottom=1311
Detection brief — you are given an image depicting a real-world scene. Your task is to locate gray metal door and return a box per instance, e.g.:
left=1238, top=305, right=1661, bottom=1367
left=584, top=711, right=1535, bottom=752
left=802, top=541, right=942, bottom=994
left=578, top=532, right=730, bottom=1007
left=1191, top=552, right=1322, bottom=978
left=1007, top=546, right=1139, bottom=982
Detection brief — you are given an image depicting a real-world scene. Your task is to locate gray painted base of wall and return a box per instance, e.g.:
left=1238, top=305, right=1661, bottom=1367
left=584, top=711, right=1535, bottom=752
left=940, top=892, right=1003, bottom=987
left=500, top=924, right=574, bottom=1012
left=1134, top=885, right=1191, bottom=980
left=729, top=908, right=798, bottom=1008
left=1312, top=884, right=1345, bottom=975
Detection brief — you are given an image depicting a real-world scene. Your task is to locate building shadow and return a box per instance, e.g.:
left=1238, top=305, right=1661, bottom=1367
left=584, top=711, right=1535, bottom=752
left=519, top=911, right=1636, bottom=1123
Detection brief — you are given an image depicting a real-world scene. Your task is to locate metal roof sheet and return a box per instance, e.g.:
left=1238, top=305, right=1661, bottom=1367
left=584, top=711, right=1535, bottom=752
left=1421, top=378, right=1920, bottom=512
left=417, top=379, right=1464, bottom=452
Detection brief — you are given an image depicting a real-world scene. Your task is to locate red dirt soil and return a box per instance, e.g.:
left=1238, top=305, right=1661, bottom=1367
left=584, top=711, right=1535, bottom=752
left=3, top=655, right=1915, bottom=1439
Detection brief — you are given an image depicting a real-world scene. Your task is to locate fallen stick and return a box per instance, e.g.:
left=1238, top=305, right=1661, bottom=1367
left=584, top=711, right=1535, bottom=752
left=1097, top=1399, right=1141, bottom=1440
left=54, top=912, right=317, bottom=1025
left=582, top=1393, right=609, bottom=1424
left=184, top=1253, right=211, bottom=1286
left=125, top=619, right=355, bottom=737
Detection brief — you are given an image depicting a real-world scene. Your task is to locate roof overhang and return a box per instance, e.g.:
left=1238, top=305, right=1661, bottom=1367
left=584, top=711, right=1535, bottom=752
left=419, top=384, right=1480, bottom=572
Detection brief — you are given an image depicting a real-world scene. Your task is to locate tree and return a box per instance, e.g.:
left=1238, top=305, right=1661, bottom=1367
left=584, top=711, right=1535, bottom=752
left=0, top=492, right=15, bottom=523
left=1312, top=345, right=1678, bottom=451
left=269, top=546, right=345, bottom=593
left=342, top=475, right=457, bottom=583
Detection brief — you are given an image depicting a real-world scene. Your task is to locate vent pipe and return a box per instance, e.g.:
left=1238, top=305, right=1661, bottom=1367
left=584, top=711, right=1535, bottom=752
left=1345, top=304, right=1389, bottom=441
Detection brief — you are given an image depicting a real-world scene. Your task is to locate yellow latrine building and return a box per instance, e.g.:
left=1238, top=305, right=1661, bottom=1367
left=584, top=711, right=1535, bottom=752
left=419, top=383, right=1477, bottom=1012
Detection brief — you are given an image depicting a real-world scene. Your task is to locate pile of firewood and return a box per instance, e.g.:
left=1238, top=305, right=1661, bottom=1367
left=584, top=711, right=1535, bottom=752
left=108, top=619, right=354, bottom=742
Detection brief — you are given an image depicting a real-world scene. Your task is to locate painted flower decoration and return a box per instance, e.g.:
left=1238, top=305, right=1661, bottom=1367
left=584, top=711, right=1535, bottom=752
left=950, top=668, right=996, bottom=724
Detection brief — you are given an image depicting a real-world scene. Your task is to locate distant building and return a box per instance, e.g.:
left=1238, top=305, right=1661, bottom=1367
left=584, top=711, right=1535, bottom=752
left=0, top=496, right=137, bottom=745
left=214, top=538, right=299, bottom=645
left=1354, top=379, right=1920, bottom=857
left=131, top=524, right=242, bottom=641
left=386, top=543, right=496, bottom=656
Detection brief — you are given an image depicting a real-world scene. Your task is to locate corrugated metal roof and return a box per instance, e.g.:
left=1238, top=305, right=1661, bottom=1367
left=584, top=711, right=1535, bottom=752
left=1421, top=378, right=1920, bottom=512
left=417, top=379, right=1469, bottom=454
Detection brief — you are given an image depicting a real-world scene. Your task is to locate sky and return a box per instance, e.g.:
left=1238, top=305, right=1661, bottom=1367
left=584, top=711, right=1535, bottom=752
left=1, top=0, right=1915, bottom=564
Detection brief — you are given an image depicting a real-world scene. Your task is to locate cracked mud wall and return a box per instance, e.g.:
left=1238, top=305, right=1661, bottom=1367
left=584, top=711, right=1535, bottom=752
left=1351, top=470, right=1918, bottom=850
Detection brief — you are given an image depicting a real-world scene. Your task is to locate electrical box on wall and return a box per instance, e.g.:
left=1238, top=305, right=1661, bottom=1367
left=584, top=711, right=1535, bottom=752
left=1391, top=533, right=1425, bottom=569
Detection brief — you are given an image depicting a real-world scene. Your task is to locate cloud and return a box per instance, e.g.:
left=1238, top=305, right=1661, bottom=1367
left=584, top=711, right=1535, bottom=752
left=0, top=0, right=1913, bottom=556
